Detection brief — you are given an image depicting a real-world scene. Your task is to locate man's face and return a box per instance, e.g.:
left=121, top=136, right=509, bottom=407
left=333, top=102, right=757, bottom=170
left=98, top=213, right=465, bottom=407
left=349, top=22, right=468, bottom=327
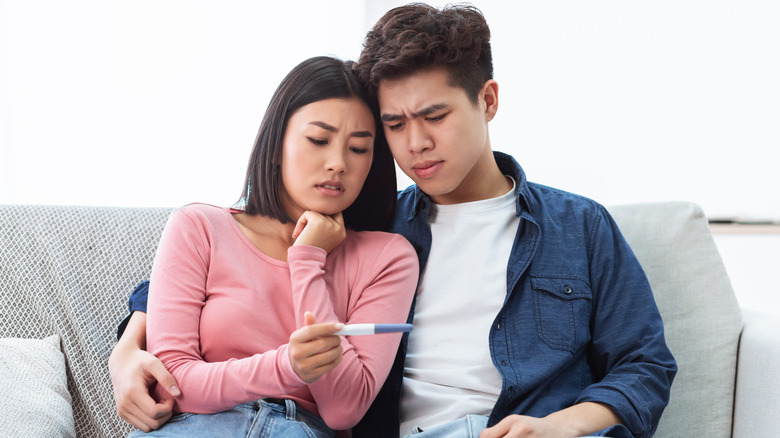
left=377, top=67, right=498, bottom=204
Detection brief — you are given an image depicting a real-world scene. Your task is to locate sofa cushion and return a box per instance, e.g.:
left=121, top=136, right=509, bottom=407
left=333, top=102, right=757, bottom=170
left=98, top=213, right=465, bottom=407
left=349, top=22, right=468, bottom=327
left=0, top=335, right=75, bottom=437
left=608, top=201, right=742, bottom=438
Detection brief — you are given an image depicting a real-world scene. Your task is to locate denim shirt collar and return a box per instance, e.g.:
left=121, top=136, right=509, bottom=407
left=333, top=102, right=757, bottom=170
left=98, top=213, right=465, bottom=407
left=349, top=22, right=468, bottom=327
left=403, top=151, right=533, bottom=221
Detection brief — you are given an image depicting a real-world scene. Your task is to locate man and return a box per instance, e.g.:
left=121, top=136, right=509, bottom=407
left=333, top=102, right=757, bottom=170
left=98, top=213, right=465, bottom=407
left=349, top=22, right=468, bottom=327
left=111, top=4, right=676, bottom=437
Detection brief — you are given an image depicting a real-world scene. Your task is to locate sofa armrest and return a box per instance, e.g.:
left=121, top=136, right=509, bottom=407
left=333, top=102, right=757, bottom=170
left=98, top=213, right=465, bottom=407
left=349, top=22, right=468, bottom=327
left=732, top=309, right=780, bottom=438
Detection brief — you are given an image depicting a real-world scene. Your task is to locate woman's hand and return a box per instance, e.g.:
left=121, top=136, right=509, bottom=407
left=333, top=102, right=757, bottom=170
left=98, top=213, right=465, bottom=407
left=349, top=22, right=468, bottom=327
left=288, top=312, right=344, bottom=383
left=292, top=211, right=346, bottom=253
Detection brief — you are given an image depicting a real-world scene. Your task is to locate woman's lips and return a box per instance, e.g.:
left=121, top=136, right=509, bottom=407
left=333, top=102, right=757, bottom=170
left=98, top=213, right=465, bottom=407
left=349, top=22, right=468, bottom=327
left=316, top=182, right=343, bottom=196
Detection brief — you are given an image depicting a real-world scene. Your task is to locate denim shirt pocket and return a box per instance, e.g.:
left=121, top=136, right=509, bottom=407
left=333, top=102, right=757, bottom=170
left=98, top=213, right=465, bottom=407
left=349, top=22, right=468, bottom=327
left=530, top=276, right=592, bottom=354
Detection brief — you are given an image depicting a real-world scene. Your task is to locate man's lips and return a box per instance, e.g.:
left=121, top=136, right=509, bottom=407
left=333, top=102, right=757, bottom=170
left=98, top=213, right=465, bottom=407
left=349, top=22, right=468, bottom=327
left=411, top=160, right=443, bottom=178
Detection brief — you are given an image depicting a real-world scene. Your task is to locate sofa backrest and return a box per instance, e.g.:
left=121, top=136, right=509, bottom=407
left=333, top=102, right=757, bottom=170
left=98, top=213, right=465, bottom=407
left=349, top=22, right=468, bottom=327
left=0, top=202, right=742, bottom=437
left=608, top=201, right=742, bottom=438
left=0, top=205, right=173, bottom=437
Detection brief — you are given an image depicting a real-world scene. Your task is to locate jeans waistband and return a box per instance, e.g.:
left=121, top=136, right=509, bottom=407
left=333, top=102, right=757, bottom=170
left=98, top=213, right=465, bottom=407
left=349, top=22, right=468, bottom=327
left=257, top=398, right=333, bottom=434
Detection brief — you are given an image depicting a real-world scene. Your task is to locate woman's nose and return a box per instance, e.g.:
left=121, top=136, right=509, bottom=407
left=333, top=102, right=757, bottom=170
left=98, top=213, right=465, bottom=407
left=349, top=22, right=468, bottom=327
left=326, top=149, right=347, bottom=173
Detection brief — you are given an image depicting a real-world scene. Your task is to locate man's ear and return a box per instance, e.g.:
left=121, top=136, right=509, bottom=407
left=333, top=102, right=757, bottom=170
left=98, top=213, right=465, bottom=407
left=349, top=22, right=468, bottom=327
left=481, top=79, right=499, bottom=122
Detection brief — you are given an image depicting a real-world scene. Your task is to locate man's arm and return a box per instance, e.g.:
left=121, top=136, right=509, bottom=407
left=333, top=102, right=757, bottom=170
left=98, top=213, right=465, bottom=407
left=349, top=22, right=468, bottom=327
left=480, top=402, right=623, bottom=438
left=108, top=310, right=180, bottom=432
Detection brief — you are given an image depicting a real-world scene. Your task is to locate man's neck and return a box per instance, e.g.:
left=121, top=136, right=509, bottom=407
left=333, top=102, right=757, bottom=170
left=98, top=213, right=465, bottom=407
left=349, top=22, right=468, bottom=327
left=430, top=149, right=512, bottom=205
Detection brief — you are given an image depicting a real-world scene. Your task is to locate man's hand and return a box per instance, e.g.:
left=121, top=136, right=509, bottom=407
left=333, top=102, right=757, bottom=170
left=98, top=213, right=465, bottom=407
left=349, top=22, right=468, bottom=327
left=288, top=312, right=344, bottom=383
left=108, top=312, right=180, bottom=432
left=480, top=402, right=622, bottom=438
left=292, top=211, right=346, bottom=253
left=479, top=415, right=570, bottom=438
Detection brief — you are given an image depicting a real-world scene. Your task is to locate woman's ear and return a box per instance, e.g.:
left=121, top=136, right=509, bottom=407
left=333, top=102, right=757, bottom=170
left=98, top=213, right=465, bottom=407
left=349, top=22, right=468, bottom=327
left=481, top=79, right=499, bottom=122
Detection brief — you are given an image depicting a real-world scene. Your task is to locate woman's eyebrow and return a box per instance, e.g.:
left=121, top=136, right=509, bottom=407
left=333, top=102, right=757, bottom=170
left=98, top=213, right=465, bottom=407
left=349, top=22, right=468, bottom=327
left=309, top=121, right=337, bottom=132
left=309, top=121, right=373, bottom=138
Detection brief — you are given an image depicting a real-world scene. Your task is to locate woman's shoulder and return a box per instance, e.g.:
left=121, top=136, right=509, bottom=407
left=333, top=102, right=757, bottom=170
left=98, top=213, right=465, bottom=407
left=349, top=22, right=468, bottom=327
left=344, top=230, right=416, bottom=257
left=168, top=203, right=232, bottom=230
left=174, top=203, right=229, bottom=218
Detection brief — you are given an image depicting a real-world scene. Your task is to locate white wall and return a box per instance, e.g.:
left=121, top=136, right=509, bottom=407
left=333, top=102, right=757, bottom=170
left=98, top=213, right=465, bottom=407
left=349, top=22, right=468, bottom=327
left=2, top=1, right=778, bottom=309
left=1, top=0, right=368, bottom=208
left=2, top=0, right=778, bottom=217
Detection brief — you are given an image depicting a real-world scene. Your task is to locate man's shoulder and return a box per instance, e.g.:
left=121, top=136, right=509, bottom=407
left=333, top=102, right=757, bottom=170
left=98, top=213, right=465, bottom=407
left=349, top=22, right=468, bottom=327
left=525, top=181, right=606, bottom=218
left=395, top=185, right=419, bottom=214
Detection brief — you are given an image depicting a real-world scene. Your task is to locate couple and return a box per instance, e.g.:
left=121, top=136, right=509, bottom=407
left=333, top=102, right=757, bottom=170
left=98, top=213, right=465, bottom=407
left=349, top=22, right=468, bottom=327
left=110, top=4, right=677, bottom=438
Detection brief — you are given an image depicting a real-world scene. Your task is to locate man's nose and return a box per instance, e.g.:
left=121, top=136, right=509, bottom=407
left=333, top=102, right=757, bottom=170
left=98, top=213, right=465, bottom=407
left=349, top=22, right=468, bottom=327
left=407, top=122, right=433, bottom=154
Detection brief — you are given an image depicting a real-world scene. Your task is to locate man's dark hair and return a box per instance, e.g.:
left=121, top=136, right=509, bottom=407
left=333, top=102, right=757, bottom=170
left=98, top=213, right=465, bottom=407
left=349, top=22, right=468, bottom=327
left=238, top=56, right=397, bottom=232
left=354, top=3, right=493, bottom=104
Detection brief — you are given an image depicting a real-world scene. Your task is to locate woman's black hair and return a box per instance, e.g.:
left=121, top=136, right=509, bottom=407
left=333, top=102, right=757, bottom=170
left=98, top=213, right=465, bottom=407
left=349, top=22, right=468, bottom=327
left=237, top=56, right=396, bottom=232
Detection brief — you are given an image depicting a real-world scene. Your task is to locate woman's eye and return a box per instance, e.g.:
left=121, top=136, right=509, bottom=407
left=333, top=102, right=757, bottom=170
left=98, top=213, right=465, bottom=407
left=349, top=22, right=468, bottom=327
left=308, top=137, right=327, bottom=146
left=350, top=146, right=369, bottom=154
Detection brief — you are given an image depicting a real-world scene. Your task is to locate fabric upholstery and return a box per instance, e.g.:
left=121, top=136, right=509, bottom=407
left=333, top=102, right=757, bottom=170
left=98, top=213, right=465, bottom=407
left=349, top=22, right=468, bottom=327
left=0, top=205, right=173, bottom=437
left=607, top=201, right=742, bottom=438
left=0, top=202, right=750, bottom=437
left=0, top=335, right=75, bottom=437
left=732, top=309, right=780, bottom=437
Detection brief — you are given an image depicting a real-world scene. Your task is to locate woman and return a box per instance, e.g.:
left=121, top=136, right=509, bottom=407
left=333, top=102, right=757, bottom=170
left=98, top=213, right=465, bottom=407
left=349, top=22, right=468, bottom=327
left=128, top=56, right=418, bottom=437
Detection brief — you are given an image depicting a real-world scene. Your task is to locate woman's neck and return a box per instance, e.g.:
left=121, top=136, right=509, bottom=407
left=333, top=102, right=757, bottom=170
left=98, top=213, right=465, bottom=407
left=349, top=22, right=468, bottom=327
left=231, top=212, right=296, bottom=261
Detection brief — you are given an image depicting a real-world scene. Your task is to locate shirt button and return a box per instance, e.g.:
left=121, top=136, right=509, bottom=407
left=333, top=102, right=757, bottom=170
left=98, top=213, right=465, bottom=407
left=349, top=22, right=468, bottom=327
left=496, top=322, right=501, bottom=330
left=563, top=285, right=573, bottom=294
left=501, top=360, right=507, bottom=366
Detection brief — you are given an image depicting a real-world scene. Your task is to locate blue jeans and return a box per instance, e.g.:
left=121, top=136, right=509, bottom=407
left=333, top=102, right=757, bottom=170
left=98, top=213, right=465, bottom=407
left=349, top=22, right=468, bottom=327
left=128, top=399, right=334, bottom=437
left=402, top=415, right=489, bottom=438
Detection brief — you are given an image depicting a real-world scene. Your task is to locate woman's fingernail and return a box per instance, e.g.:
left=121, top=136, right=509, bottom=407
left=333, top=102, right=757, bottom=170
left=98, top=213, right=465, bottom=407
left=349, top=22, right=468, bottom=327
left=334, top=323, right=345, bottom=330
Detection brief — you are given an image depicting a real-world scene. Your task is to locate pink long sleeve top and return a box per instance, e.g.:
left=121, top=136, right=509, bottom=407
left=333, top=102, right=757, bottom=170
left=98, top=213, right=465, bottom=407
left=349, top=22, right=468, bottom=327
left=146, top=204, right=418, bottom=430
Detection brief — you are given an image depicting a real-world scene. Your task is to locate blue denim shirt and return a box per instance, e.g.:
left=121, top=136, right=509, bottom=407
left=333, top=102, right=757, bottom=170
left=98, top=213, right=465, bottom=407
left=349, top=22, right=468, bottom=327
left=354, top=152, right=676, bottom=438
left=125, top=152, right=676, bottom=437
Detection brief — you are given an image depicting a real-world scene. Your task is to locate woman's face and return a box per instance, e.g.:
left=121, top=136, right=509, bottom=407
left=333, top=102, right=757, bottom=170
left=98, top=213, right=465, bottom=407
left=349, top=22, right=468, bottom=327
left=279, top=97, right=376, bottom=220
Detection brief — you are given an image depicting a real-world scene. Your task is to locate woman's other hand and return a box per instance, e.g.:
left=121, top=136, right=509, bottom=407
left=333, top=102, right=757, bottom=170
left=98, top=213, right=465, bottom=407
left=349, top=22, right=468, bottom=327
left=291, top=211, right=346, bottom=253
left=288, top=312, right=344, bottom=383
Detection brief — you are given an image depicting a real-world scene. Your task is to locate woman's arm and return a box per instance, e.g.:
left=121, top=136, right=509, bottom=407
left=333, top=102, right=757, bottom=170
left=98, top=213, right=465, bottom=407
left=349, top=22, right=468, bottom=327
left=147, top=208, right=309, bottom=414
left=287, top=233, right=419, bottom=430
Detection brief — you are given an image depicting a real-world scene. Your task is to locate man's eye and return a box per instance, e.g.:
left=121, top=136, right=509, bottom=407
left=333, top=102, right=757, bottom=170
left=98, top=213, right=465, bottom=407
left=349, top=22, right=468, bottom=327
left=427, top=114, right=446, bottom=122
left=387, top=122, right=404, bottom=131
left=308, top=137, right=327, bottom=145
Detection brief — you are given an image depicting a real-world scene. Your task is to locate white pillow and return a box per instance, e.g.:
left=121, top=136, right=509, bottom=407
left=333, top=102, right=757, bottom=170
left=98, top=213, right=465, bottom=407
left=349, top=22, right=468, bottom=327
left=0, top=335, right=76, bottom=438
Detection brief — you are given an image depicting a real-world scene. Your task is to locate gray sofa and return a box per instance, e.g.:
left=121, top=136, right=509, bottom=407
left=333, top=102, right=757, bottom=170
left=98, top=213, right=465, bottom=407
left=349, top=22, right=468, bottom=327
left=0, top=202, right=777, bottom=437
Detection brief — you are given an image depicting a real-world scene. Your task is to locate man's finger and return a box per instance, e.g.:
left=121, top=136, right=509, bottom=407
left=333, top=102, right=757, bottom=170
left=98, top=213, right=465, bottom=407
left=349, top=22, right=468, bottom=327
left=120, top=410, right=153, bottom=433
left=145, top=359, right=180, bottom=398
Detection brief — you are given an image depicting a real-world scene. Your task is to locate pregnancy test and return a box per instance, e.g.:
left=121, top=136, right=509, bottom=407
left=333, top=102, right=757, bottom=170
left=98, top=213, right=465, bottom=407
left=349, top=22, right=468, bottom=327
left=334, top=323, right=413, bottom=336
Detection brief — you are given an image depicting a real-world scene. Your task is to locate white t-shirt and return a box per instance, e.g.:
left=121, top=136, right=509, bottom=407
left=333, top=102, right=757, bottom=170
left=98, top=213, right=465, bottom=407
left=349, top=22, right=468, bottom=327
left=399, top=178, right=520, bottom=434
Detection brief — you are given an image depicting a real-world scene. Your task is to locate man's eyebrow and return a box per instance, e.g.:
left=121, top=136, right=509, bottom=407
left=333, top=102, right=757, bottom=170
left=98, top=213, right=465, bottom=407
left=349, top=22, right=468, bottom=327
left=381, top=103, right=449, bottom=122
left=309, top=121, right=373, bottom=138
